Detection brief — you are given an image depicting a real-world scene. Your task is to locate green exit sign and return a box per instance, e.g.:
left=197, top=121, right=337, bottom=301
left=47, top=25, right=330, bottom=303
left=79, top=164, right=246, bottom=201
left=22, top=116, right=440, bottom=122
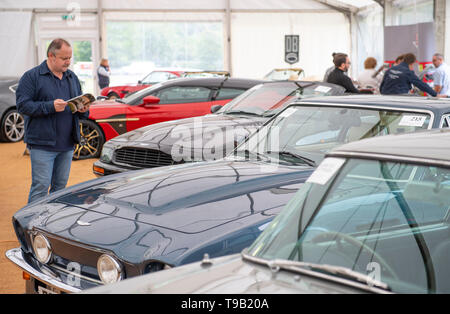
left=61, top=14, right=76, bottom=21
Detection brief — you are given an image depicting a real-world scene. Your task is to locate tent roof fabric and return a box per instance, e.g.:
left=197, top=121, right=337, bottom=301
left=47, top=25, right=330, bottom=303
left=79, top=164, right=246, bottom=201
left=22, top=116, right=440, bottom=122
left=0, top=0, right=381, bottom=13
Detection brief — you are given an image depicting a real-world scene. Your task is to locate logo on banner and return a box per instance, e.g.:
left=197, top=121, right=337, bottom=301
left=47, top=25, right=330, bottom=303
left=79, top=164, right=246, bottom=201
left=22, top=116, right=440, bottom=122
left=285, top=35, right=299, bottom=64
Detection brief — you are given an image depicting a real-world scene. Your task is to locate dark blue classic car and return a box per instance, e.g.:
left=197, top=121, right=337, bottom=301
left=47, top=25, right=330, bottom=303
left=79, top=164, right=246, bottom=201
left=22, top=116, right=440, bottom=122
left=7, top=95, right=450, bottom=293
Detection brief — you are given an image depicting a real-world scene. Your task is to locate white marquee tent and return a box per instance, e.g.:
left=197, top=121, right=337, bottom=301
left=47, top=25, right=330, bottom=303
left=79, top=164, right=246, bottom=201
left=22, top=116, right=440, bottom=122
left=0, top=0, right=446, bottom=95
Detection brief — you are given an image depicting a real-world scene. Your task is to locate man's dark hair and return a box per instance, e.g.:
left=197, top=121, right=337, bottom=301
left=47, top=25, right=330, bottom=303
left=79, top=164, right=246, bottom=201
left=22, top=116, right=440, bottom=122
left=333, top=53, right=348, bottom=67
left=402, top=53, right=416, bottom=65
left=47, top=38, right=71, bottom=57
left=395, top=54, right=404, bottom=63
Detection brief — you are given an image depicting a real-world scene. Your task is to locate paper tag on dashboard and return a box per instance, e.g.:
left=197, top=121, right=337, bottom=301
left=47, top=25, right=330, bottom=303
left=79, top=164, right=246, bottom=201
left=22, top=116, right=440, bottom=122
left=398, top=115, right=426, bottom=127
left=315, top=85, right=332, bottom=93
left=306, top=157, right=346, bottom=185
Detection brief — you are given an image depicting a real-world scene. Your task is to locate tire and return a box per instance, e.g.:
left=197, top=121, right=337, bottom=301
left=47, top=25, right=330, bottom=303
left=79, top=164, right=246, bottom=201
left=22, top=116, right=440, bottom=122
left=0, top=109, right=25, bottom=142
left=73, top=120, right=105, bottom=160
left=107, top=92, right=120, bottom=100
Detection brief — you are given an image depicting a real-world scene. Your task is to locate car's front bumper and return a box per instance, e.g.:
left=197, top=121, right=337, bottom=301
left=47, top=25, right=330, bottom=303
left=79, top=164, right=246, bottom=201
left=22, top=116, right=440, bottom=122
left=6, top=248, right=81, bottom=293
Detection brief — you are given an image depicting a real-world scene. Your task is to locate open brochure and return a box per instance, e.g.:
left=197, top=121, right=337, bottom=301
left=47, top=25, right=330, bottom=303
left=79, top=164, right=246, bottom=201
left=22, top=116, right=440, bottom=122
left=67, top=93, right=95, bottom=113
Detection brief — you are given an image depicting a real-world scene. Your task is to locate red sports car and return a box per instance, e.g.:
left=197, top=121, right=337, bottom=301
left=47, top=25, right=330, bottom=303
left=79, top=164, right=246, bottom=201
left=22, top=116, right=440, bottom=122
left=75, top=77, right=264, bottom=159
left=100, top=69, right=185, bottom=99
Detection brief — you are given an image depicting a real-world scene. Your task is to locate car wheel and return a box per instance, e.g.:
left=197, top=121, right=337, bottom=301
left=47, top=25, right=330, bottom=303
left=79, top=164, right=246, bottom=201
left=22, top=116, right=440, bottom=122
left=0, top=109, right=25, bottom=142
left=107, top=92, right=120, bottom=100
left=73, top=120, right=105, bottom=160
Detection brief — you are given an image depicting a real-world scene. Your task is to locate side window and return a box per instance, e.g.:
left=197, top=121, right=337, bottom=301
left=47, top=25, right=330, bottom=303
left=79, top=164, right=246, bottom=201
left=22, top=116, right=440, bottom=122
left=440, top=114, right=450, bottom=128
left=215, top=88, right=246, bottom=101
left=155, top=86, right=212, bottom=104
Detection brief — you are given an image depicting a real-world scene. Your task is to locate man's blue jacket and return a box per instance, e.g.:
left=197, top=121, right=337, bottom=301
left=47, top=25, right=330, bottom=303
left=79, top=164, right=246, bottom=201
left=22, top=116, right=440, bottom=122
left=16, top=61, right=89, bottom=147
left=380, top=62, right=437, bottom=96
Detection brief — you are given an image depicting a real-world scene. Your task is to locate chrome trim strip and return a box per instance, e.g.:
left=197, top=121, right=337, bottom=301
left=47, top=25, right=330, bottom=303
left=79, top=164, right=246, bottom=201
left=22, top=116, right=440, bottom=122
left=96, top=118, right=140, bottom=123
left=9, top=83, right=18, bottom=93
left=439, top=114, right=450, bottom=128
left=51, top=264, right=103, bottom=285
left=5, top=248, right=81, bottom=293
left=290, top=102, right=435, bottom=129
left=328, top=151, right=450, bottom=168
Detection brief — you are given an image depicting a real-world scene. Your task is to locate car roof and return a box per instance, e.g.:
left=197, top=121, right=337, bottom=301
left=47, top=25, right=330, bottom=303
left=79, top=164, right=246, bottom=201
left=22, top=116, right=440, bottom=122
left=327, top=129, right=450, bottom=167
left=162, top=77, right=265, bottom=89
left=258, top=80, right=340, bottom=87
left=295, top=94, right=450, bottom=112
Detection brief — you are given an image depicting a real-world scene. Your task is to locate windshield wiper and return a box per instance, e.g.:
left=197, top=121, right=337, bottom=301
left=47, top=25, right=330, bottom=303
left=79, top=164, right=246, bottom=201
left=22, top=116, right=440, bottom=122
left=235, top=149, right=269, bottom=161
left=241, top=251, right=391, bottom=292
left=225, top=110, right=263, bottom=117
left=265, top=259, right=391, bottom=292
left=114, top=98, right=125, bottom=103
left=262, top=110, right=278, bottom=117
left=264, top=151, right=316, bottom=167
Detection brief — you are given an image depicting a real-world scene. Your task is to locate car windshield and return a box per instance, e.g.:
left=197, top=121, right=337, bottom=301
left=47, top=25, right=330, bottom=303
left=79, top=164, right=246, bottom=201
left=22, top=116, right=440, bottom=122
left=234, top=105, right=431, bottom=166
left=140, top=71, right=175, bottom=84
left=220, top=82, right=344, bottom=117
left=246, top=157, right=450, bottom=293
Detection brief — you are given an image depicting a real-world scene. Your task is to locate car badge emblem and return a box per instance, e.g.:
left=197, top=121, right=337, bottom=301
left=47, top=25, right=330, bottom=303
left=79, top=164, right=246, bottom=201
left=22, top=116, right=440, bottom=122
left=77, top=220, right=91, bottom=226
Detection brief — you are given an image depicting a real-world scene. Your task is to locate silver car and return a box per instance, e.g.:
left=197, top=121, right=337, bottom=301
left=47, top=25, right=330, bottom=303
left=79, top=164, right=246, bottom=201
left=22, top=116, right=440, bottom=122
left=0, top=77, right=24, bottom=142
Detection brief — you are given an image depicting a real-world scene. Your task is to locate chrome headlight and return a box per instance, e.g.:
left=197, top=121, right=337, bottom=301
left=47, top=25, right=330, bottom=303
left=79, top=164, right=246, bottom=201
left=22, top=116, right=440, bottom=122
left=32, top=233, right=52, bottom=264
left=97, top=254, right=122, bottom=284
left=100, top=145, right=114, bottom=163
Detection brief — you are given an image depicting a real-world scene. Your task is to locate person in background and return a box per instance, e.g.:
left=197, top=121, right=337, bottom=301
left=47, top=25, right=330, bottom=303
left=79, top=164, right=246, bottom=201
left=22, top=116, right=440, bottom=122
left=323, top=52, right=346, bottom=82
left=326, top=53, right=360, bottom=93
left=380, top=53, right=438, bottom=96
left=357, top=57, right=383, bottom=93
left=97, top=58, right=111, bottom=89
left=432, top=53, right=450, bottom=96
left=16, top=38, right=89, bottom=203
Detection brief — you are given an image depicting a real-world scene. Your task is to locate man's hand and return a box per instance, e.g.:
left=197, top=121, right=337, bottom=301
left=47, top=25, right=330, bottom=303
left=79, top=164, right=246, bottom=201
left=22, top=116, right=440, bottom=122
left=54, top=99, right=67, bottom=112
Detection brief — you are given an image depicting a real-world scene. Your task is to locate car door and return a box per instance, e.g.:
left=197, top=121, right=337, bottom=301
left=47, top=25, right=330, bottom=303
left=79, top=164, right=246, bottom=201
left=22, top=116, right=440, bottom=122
left=125, top=85, right=213, bottom=132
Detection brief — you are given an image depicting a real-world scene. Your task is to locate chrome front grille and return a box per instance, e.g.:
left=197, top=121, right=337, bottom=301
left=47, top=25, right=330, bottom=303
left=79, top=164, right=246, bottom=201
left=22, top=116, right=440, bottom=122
left=114, top=147, right=180, bottom=168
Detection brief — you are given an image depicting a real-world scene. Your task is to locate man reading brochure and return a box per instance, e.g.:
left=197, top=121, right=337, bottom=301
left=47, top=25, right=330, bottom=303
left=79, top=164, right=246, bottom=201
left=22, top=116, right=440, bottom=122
left=16, top=38, right=90, bottom=203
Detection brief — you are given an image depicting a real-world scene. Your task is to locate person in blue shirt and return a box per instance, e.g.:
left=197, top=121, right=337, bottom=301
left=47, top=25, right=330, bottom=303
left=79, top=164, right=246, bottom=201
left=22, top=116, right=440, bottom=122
left=16, top=38, right=90, bottom=203
left=432, top=53, right=450, bottom=96
left=380, top=53, right=437, bottom=96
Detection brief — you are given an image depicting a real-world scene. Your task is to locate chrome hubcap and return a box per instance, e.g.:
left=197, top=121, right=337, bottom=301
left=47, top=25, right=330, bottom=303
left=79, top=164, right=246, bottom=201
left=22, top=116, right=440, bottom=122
left=4, top=112, right=24, bottom=142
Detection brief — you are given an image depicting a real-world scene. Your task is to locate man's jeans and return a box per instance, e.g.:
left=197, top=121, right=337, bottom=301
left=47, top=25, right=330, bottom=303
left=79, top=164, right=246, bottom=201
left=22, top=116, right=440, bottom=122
left=28, top=148, right=73, bottom=203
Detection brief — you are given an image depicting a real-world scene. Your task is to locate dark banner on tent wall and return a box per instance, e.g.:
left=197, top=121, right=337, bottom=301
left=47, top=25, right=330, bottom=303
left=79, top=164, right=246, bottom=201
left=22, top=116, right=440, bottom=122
left=384, top=22, right=436, bottom=62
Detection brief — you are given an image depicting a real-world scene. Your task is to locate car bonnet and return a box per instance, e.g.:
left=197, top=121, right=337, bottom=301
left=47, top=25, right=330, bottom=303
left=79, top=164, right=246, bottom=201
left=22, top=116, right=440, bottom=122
left=109, top=114, right=266, bottom=143
left=52, top=160, right=313, bottom=234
